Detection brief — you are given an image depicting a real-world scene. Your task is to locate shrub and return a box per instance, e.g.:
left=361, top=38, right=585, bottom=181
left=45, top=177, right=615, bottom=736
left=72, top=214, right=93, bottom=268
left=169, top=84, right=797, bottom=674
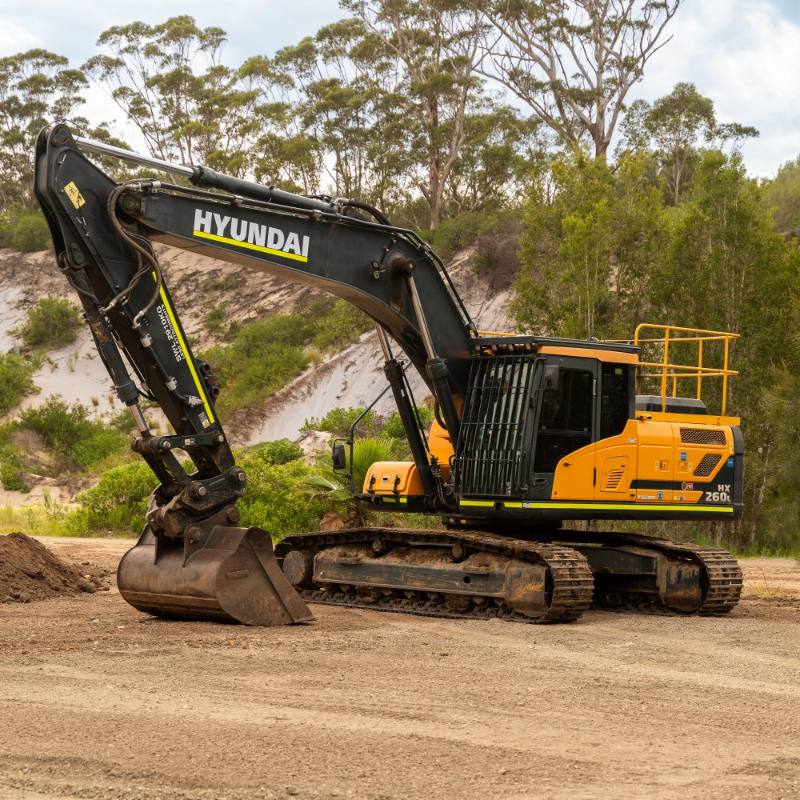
left=76, top=461, right=158, bottom=533
left=204, top=303, right=229, bottom=336
left=0, top=205, right=51, bottom=252
left=0, top=353, right=38, bottom=415
left=252, top=438, right=303, bottom=465
left=19, top=397, right=127, bottom=470
left=384, top=406, right=434, bottom=439
left=0, top=424, right=28, bottom=491
left=202, top=316, right=313, bottom=416
left=236, top=454, right=325, bottom=538
left=301, top=406, right=382, bottom=438
left=308, top=298, right=371, bottom=352
left=349, top=437, right=395, bottom=491
left=18, top=298, right=81, bottom=350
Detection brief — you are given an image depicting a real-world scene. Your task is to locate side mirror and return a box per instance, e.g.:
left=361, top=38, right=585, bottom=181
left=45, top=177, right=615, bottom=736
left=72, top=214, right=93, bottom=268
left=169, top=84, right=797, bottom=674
left=331, top=442, right=347, bottom=471
left=542, top=364, right=560, bottom=392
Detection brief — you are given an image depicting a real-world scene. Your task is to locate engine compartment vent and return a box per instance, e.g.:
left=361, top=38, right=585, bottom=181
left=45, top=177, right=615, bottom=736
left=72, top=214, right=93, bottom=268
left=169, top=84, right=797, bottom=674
left=694, top=453, right=722, bottom=477
left=681, top=428, right=726, bottom=446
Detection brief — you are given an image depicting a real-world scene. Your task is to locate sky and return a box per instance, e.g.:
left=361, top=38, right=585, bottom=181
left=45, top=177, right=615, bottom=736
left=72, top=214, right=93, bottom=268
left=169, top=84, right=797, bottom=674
left=1, top=0, right=798, bottom=178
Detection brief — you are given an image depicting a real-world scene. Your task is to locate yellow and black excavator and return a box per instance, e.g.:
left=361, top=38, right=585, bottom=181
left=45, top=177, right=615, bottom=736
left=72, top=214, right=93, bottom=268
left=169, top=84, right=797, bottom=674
left=33, top=124, right=743, bottom=626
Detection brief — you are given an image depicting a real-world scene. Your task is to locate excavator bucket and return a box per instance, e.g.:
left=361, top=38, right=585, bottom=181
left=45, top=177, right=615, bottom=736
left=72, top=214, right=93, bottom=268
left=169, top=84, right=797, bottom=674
left=117, top=525, right=313, bottom=626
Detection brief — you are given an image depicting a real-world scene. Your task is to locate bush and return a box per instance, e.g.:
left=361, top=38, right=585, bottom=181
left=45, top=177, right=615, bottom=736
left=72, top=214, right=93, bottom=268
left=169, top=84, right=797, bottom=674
left=19, top=397, right=127, bottom=470
left=76, top=461, right=158, bottom=533
left=202, top=317, right=312, bottom=416
left=18, top=297, right=82, bottom=350
left=236, top=453, right=325, bottom=538
left=384, top=406, right=434, bottom=439
left=0, top=353, right=38, bottom=415
left=0, top=424, right=28, bottom=491
left=421, top=210, right=485, bottom=260
left=252, top=438, right=303, bottom=465
left=202, top=301, right=372, bottom=417
left=301, top=406, right=382, bottom=438
left=0, top=205, right=51, bottom=252
left=308, top=298, right=371, bottom=352
left=349, top=437, right=395, bottom=491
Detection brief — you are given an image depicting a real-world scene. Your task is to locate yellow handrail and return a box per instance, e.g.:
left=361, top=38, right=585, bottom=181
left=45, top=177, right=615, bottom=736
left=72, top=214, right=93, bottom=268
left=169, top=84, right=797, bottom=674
left=633, top=323, right=739, bottom=414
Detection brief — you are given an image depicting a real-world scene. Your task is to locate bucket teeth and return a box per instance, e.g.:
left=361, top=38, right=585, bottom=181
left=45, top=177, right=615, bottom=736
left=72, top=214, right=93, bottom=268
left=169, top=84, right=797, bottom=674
left=117, top=525, right=313, bottom=626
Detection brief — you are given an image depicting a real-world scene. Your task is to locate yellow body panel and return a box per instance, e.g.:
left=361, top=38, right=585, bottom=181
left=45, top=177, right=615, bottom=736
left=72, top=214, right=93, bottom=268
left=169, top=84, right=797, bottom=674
left=551, top=414, right=736, bottom=505
left=363, top=461, right=425, bottom=496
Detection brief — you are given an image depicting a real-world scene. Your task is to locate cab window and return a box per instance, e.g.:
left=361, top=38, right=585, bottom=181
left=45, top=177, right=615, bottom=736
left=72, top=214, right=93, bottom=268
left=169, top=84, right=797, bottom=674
left=600, top=363, right=631, bottom=439
left=533, top=368, right=593, bottom=473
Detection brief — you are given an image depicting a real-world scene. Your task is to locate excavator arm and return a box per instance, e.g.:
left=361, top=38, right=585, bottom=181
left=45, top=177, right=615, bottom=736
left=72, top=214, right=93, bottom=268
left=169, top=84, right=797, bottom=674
left=33, top=123, right=475, bottom=624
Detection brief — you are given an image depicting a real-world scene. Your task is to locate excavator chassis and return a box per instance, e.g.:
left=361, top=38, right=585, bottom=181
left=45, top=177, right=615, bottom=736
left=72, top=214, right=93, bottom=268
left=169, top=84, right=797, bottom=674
left=276, top=528, right=742, bottom=622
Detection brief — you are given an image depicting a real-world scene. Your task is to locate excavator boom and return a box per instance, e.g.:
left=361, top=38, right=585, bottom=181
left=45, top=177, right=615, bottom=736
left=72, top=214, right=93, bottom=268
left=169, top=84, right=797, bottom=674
left=33, top=124, right=476, bottom=624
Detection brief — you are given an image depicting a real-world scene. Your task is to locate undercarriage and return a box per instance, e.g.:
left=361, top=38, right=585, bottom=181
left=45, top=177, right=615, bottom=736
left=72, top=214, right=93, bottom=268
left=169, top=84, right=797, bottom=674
left=276, top=528, right=742, bottom=623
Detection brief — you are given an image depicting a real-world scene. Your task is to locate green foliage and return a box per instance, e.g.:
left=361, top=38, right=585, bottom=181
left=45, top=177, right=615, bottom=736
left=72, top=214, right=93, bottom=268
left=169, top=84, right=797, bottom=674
left=202, top=317, right=311, bottom=417
left=203, top=303, right=229, bottom=336
left=423, top=210, right=486, bottom=260
left=384, top=406, right=434, bottom=439
left=0, top=424, right=27, bottom=491
left=0, top=49, right=88, bottom=207
left=308, top=299, right=371, bottom=352
left=302, top=406, right=382, bottom=439
left=235, top=448, right=325, bottom=538
left=17, top=297, right=81, bottom=349
left=349, top=437, right=395, bottom=492
left=620, top=83, right=758, bottom=205
left=0, top=205, right=51, bottom=251
left=202, top=300, right=370, bottom=417
left=251, top=438, right=303, bottom=465
left=764, top=157, right=800, bottom=233
left=513, top=154, right=665, bottom=340
left=75, top=461, right=157, bottom=533
left=0, top=353, right=38, bottom=415
left=19, top=397, right=128, bottom=471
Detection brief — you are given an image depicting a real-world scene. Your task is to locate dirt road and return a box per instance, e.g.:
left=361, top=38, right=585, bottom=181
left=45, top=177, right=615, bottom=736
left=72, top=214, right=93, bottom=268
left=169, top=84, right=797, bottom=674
left=1, top=537, right=799, bottom=800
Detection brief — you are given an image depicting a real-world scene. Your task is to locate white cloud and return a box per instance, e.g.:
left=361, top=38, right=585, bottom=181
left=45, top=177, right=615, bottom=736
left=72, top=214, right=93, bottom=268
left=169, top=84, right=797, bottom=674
left=631, top=0, right=800, bottom=176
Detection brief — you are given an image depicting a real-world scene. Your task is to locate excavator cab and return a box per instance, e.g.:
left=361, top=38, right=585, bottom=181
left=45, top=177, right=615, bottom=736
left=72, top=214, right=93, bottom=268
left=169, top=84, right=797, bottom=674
left=362, top=325, right=743, bottom=526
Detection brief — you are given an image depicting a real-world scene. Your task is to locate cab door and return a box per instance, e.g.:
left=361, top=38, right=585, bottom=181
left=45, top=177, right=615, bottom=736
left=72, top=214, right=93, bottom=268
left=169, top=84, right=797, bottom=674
left=529, top=357, right=598, bottom=501
left=594, top=363, right=638, bottom=502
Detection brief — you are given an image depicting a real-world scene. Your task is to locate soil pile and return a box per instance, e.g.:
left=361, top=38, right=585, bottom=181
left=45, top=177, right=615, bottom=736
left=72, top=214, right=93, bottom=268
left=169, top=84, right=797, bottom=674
left=0, top=532, right=108, bottom=603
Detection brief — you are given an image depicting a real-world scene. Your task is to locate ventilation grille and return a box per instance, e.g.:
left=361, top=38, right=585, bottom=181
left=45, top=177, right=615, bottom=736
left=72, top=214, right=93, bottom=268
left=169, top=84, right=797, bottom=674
left=603, top=469, right=626, bottom=491
left=695, top=453, right=722, bottom=477
left=455, top=355, right=534, bottom=498
left=681, top=427, right=726, bottom=446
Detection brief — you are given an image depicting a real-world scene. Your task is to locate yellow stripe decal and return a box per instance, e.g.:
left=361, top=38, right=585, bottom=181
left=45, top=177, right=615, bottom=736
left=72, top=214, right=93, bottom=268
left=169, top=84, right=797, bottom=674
left=193, top=229, right=308, bottom=263
left=460, top=500, right=734, bottom=514
left=157, top=284, right=215, bottom=425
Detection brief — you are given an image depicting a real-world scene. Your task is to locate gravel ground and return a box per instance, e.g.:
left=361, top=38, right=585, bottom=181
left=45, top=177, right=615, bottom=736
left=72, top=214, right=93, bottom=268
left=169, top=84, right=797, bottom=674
left=0, top=537, right=798, bottom=800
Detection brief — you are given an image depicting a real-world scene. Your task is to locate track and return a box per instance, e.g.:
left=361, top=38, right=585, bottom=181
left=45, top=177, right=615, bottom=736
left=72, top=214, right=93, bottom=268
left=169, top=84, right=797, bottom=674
left=277, top=527, right=595, bottom=624
left=278, top=527, right=743, bottom=621
left=553, top=529, right=743, bottom=615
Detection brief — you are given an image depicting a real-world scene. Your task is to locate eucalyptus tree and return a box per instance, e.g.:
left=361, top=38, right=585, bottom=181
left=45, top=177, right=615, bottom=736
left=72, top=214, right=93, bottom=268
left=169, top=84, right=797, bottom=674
left=478, top=0, right=682, bottom=159
left=85, top=16, right=260, bottom=175
left=0, top=49, right=87, bottom=206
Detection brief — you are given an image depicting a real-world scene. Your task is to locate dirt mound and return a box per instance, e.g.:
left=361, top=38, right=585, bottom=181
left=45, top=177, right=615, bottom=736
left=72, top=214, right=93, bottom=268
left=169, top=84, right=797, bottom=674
left=0, top=533, right=109, bottom=603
